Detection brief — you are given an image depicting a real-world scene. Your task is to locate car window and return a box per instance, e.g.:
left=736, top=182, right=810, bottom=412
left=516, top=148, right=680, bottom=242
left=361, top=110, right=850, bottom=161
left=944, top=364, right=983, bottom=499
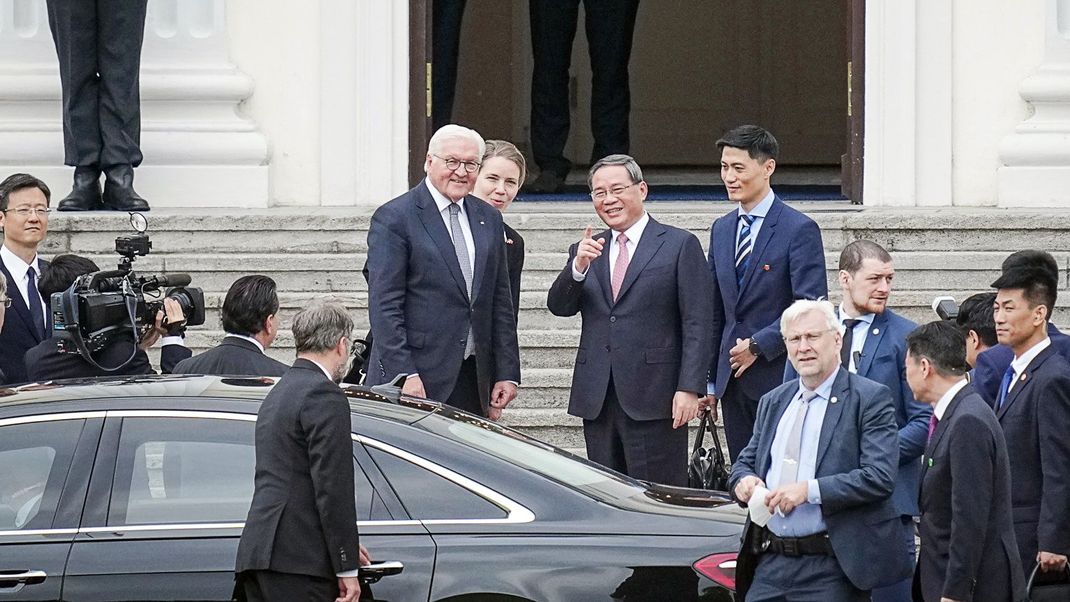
left=0, top=420, right=84, bottom=531
left=107, top=416, right=388, bottom=526
left=366, top=446, right=506, bottom=520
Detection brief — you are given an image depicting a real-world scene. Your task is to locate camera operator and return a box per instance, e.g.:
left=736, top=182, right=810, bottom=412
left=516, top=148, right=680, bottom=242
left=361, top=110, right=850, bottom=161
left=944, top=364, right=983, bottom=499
left=23, top=254, right=191, bottom=380
left=173, top=274, right=288, bottom=377
left=954, top=292, right=997, bottom=369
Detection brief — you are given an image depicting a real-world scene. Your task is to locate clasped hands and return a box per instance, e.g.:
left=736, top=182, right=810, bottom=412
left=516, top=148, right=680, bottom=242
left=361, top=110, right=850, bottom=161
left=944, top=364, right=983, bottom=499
left=734, top=475, right=809, bottom=516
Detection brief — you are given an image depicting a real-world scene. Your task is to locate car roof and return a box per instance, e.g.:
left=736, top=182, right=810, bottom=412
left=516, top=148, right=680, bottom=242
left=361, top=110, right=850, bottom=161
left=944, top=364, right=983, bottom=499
left=0, top=374, right=439, bottom=425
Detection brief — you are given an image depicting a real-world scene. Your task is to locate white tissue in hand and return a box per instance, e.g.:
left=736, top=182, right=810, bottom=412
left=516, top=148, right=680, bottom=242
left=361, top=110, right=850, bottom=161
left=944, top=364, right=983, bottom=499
left=748, top=486, right=773, bottom=527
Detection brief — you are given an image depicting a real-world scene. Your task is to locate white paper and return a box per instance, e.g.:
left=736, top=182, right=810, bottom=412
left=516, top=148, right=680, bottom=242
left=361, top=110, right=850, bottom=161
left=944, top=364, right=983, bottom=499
left=748, top=486, right=773, bottom=527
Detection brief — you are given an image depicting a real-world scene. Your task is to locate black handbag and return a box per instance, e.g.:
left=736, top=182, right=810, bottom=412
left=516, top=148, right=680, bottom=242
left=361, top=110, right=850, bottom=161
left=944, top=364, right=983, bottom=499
left=688, top=408, right=731, bottom=491
left=1028, top=563, right=1070, bottom=601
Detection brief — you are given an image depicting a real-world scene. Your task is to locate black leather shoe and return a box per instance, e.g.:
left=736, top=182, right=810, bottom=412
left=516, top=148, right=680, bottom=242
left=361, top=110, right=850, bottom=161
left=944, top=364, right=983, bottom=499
left=102, top=165, right=150, bottom=211
left=523, top=170, right=566, bottom=194
left=57, top=167, right=103, bottom=211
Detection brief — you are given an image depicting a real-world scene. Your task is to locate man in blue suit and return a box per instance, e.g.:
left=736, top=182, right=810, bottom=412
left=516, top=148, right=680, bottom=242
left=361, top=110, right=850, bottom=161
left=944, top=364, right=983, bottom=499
left=786, top=240, right=930, bottom=601
left=991, top=265, right=1070, bottom=578
left=0, top=173, right=52, bottom=385
left=365, top=125, right=521, bottom=418
left=707, top=125, right=827, bottom=461
left=547, top=154, right=714, bottom=486
left=973, top=250, right=1070, bottom=406
left=905, top=320, right=1025, bottom=602
left=731, top=299, right=909, bottom=600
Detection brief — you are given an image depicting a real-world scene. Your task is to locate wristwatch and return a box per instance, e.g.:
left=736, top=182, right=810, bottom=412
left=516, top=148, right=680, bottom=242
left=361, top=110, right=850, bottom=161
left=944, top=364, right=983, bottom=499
left=748, top=339, right=762, bottom=358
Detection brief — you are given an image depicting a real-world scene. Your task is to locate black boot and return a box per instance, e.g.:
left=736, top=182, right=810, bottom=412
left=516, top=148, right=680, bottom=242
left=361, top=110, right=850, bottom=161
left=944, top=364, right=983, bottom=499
left=57, top=167, right=103, bottom=211
left=102, top=165, right=150, bottom=211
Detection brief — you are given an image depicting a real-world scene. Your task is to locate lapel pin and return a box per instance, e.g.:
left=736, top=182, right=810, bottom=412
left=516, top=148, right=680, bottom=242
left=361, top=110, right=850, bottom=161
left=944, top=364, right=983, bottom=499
left=830, top=396, right=838, bottom=404
left=762, top=264, right=771, bottom=271
left=872, top=328, right=880, bottom=335
left=479, top=220, right=485, bottom=225
left=1021, top=373, right=1028, bottom=382
left=928, top=458, right=933, bottom=468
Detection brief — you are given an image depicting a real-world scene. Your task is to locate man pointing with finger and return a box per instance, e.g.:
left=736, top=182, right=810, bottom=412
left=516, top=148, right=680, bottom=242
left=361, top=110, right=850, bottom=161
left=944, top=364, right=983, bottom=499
left=547, top=154, right=714, bottom=486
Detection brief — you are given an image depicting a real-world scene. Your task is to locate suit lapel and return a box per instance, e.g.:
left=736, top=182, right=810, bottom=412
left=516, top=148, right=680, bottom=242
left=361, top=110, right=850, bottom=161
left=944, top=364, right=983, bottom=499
left=0, top=257, right=43, bottom=342
left=815, top=369, right=850, bottom=470
left=857, top=311, right=889, bottom=376
left=614, top=218, right=667, bottom=303
left=738, top=197, right=782, bottom=299
left=414, top=184, right=470, bottom=303
left=466, top=196, right=490, bottom=303
left=997, top=346, right=1053, bottom=419
left=714, top=211, right=739, bottom=299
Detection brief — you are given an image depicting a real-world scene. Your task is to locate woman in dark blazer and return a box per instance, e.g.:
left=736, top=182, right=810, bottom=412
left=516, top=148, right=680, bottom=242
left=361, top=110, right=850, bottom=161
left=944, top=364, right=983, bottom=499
left=472, top=140, right=526, bottom=422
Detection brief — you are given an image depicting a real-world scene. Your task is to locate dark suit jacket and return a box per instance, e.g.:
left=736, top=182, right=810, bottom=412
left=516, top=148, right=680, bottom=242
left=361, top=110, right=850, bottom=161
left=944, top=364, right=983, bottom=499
left=974, top=323, right=1070, bottom=406
left=708, top=197, right=827, bottom=400
left=917, top=384, right=1025, bottom=602
left=729, top=369, right=910, bottom=594
left=546, top=217, right=714, bottom=421
left=235, top=358, right=359, bottom=578
left=504, top=223, right=525, bottom=325
left=785, top=309, right=931, bottom=516
left=24, top=336, right=190, bottom=380
left=0, top=257, right=50, bottom=384
left=173, top=336, right=288, bottom=377
left=365, top=181, right=521, bottom=411
left=995, top=345, right=1070, bottom=573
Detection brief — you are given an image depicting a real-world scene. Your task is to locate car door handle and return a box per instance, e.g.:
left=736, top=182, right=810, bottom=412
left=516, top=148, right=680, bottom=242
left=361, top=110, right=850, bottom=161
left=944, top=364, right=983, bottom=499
left=0, top=570, right=47, bottom=586
left=359, top=560, right=404, bottom=583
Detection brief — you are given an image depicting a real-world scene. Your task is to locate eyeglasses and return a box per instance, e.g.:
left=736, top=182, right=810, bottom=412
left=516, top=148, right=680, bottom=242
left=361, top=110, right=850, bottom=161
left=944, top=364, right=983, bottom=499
left=784, top=329, right=835, bottom=347
left=0, top=295, right=11, bottom=308
left=590, top=182, right=639, bottom=201
left=3, top=206, right=51, bottom=218
left=433, top=154, right=481, bottom=173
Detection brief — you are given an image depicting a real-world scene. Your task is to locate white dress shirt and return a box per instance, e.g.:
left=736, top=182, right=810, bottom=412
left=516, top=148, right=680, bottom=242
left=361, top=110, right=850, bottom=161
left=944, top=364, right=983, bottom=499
left=426, top=178, right=475, bottom=274
left=735, top=188, right=775, bottom=245
left=1008, top=337, right=1051, bottom=393
left=225, top=333, right=266, bottom=353
left=571, top=211, right=650, bottom=281
left=933, top=378, right=969, bottom=420
left=838, top=304, right=875, bottom=373
left=1, top=244, right=45, bottom=332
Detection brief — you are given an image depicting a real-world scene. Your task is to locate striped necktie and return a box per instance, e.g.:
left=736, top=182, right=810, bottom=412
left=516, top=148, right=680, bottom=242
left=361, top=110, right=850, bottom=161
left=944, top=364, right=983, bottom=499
left=735, top=214, right=755, bottom=287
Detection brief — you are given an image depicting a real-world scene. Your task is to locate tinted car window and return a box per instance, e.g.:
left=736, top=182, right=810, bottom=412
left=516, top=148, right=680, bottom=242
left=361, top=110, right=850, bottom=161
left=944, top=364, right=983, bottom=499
left=0, top=420, right=84, bottom=530
left=107, top=416, right=389, bottom=526
left=366, top=446, right=506, bottom=520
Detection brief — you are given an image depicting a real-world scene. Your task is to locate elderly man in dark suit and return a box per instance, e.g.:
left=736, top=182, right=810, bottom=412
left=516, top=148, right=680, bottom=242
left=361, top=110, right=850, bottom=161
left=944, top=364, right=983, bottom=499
left=731, top=299, right=909, bottom=600
left=547, top=154, right=714, bottom=486
left=991, top=266, right=1070, bottom=578
left=0, top=174, right=52, bottom=384
left=905, top=320, right=1025, bottom=602
left=174, top=275, right=288, bottom=377
left=365, top=125, right=520, bottom=417
left=707, top=125, right=828, bottom=461
left=235, top=301, right=370, bottom=602
left=786, top=240, right=930, bottom=601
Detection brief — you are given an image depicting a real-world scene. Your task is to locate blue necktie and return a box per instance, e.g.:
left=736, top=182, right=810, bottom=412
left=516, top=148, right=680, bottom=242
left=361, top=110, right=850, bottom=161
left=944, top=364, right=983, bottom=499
left=735, top=214, right=755, bottom=287
left=26, top=266, right=46, bottom=340
left=996, top=365, right=1015, bottom=411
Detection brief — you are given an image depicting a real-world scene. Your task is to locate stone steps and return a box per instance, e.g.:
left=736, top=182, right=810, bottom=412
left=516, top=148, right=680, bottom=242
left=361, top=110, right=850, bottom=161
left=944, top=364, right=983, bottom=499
left=44, top=205, right=1070, bottom=452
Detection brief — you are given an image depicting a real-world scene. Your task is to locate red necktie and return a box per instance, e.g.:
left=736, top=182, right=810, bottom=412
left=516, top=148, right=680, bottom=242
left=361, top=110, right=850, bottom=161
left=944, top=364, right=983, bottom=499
left=611, top=232, right=630, bottom=302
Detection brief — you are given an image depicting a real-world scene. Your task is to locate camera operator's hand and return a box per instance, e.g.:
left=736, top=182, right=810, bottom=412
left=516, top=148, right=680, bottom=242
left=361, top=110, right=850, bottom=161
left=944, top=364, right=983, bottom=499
left=140, top=298, right=186, bottom=350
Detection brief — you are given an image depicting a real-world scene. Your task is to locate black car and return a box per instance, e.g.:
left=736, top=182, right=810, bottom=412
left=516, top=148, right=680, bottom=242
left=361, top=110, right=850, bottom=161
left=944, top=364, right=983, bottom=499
left=0, top=375, right=743, bottom=601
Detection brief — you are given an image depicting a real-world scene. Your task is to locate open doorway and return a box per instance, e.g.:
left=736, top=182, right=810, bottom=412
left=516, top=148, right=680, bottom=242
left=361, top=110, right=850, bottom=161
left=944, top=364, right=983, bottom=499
left=418, top=0, right=859, bottom=201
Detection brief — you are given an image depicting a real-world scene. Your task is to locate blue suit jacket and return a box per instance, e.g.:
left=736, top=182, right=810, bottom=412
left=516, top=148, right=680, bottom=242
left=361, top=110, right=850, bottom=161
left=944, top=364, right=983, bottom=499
left=365, top=182, right=521, bottom=410
left=708, top=196, right=826, bottom=400
left=546, top=217, right=714, bottom=421
left=785, top=309, right=931, bottom=516
left=994, top=345, right=1070, bottom=573
left=730, top=369, right=912, bottom=593
left=0, top=256, right=50, bottom=384
left=974, top=322, right=1070, bottom=407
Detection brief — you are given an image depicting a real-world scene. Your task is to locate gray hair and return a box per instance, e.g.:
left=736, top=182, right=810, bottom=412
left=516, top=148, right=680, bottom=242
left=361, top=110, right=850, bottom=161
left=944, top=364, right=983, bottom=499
left=587, top=154, right=644, bottom=189
left=780, top=299, right=844, bottom=336
left=427, top=124, right=486, bottom=161
left=292, top=300, right=354, bottom=354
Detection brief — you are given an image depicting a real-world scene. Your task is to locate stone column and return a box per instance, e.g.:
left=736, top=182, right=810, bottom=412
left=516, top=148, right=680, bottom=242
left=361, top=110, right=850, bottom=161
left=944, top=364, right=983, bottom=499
left=998, top=0, right=1070, bottom=208
left=0, top=0, right=269, bottom=208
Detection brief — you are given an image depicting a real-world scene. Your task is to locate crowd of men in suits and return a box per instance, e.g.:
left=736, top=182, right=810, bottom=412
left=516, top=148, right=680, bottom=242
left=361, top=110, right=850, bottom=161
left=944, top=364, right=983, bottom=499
left=4, top=121, right=1070, bottom=600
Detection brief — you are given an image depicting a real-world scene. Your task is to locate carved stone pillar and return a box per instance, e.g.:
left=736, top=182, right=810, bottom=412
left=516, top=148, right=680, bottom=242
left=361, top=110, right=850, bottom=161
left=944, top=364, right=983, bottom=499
left=0, top=0, right=269, bottom=208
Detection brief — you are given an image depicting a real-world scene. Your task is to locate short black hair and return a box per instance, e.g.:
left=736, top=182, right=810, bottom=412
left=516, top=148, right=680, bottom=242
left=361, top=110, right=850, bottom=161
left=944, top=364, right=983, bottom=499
left=1001, top=250, right=1058, bottom=313
left=839, top=239, right=893, bottom=274
left=991, top=265, right=1057, bottom=321
left=906, top=320, right=969, bottom=377
left=39, top=254, right=100, bottom=301
left=221, top=275, right=279, bottom=337
left=715, top=125, right=779, bottom=163
left=0, top=173, right=51, bottom=211
left=955, top=292, right=997, bottom=347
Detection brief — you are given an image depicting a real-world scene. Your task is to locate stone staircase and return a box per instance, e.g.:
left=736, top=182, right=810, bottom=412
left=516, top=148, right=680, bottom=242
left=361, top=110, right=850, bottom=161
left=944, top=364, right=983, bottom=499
left=42, top=203, right=1070, bottom=450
